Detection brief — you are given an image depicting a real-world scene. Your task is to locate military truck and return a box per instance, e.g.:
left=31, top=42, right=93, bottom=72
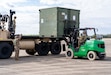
left=0, top=7, right=80, bottom=59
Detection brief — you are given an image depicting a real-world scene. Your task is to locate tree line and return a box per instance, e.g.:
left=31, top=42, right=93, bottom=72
left=102, top=34, right=111, bottom=38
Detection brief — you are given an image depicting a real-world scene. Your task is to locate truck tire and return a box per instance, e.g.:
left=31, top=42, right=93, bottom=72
left=26, top=49, right=36, bottom=55
left=36, top=42, right=49, bottom=56
left=0, top=43, right=13, bottom=59
left=65, top=48, right=74, bottom=59
left=51, top=42, right=61, bottom=55
left=87, top=51, right=97, bottom=61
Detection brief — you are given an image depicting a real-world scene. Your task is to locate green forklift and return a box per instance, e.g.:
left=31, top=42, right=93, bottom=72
left=65, top=28, right=106, bottom=60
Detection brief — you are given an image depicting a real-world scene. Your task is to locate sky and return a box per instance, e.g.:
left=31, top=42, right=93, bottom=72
left=0, top=0, right=111, bottom=35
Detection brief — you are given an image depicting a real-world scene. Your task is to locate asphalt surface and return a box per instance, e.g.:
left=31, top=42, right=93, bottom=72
left=0, top=39, right=111, bottom=75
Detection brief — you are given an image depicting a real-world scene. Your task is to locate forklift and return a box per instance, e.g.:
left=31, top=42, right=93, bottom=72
left=65, top=27, right=106, bottom=60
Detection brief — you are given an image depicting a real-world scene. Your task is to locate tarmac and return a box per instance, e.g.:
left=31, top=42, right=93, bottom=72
left=0, top=38, right=111, bottom=75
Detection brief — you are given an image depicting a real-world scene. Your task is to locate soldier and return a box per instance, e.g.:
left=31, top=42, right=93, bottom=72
left=78, top=30, right=87, bottom=48
left=13, top=34, right=21, bottom=60
left=1, top=21, right=6, bottom=29
left=13, top=16, right=17, bottom=33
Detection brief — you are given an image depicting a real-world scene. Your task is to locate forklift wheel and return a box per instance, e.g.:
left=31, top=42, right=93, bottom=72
left=65, top=48, right=74, bottom=59
left=87, top=51, right=97, bottom=61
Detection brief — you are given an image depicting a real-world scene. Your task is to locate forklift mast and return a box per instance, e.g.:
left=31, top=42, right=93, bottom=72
left=63, top=20, right=79, bottom=48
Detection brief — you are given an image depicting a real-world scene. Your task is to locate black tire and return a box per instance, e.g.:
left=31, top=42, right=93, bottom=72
left=26, top=49, right=36, bottom=55
left=87, top=51, right=97, bottom=61
left=65, top=48, right=74, bottom=59
left=51, top=42, right=61, bottom=55
left=0, top=43, right=13, bottom=59
left=36, top=42, right=49, bottom=56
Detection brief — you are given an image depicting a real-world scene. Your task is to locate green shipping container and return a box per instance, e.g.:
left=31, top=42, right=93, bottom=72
left=39, top=7, right=80, bottom=37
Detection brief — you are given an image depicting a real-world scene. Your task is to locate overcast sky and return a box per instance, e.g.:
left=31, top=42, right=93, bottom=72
left=0, top=0, right=111, bottom=35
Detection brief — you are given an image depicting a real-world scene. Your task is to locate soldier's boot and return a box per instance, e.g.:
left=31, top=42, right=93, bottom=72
left=15, top=50, right=19, bottom=60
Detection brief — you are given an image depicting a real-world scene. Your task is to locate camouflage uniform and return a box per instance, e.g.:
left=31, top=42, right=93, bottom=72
left=13, top=35, right=21, bottom=60
left=78, top=31, right=87, bottom=47
left=1, top=22, right=6, bottom=29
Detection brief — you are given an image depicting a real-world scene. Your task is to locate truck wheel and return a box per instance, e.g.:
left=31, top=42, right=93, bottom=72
left=51, top=42, right=61, bottom=55
left=87, top=51, right=97, bottom=61
left=0, top=43, right=13, bottom=59
left=37, top=42, right=49, bottom=56
left=65, top=48, right=74, bottom=59
left=26, top=49, right=36, bottom=55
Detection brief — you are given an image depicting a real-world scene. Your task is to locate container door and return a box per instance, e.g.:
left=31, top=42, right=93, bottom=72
left=57, top=8, right=68, bottom=37
left=40, top=8, right=57, bottom=37
left=70, top=10, right=80, bottom=28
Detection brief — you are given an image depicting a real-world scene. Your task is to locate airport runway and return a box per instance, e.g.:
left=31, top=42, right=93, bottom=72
left=0, top=39, right=111, bottom=75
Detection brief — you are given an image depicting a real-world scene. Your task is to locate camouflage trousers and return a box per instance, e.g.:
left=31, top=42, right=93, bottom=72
left=14, top=46, right=19, bottom=60
left=78, top=40, right=84, bottom=47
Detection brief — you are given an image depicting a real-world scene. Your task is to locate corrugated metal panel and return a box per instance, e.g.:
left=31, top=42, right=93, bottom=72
left=39, top=7, right=80, bottom=37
